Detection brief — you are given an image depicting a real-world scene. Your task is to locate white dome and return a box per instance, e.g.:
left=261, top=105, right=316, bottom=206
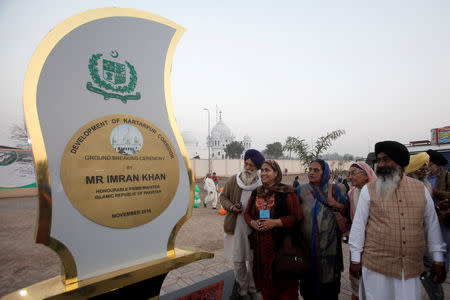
left=211, top=120, right=232, bottom=139
left=181, top=131, right=199, bottom=147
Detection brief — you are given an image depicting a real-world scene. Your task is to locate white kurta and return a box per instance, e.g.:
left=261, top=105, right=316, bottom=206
left=203, top=177, right=218, bottom=208
left=349, top=185, right=446, bottom=300
left=223, top=172, right=262, bottom=262
left=223, top=172, right=262, bottom=296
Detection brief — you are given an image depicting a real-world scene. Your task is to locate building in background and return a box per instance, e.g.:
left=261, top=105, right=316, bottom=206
left=183, top=113, right=252, bottom=159
left=209, top=116, right=234, bottom=159
left=406, top=125, right=450, bottom=171
left=181, top=131, right=208, bottom=159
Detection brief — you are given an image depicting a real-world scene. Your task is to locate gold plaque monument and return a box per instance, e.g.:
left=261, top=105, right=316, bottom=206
left=4, top=7, right=212, bottom=300
left=60, top=115, right=180, bottom=228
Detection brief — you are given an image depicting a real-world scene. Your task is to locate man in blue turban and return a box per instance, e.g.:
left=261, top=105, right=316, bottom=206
left=220, top=149, right=264, bottom=299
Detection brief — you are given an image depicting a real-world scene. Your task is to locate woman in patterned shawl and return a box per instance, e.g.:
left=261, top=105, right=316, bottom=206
left=347, top=162, right=377, bottom=300
left=297, top=159, right=349, bottom=300
left=244, top=160, right=303, bottom=300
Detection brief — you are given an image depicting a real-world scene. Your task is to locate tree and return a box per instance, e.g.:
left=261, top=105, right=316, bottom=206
left=283, top=129, right=346, bottom=171
left=9, top=123, right=30, bottom=149
left=224, top=141, right=244, bottom=159
left=343, top=153, right=354, bottom=161
left=262, top=142, right=284, bottom=159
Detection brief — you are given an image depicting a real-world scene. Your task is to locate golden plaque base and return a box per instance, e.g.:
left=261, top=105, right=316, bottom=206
left=3, top=247, right=213, bottom=300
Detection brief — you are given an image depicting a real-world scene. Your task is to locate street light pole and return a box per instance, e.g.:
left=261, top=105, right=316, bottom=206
left=202, top=108, right=211, bottom=174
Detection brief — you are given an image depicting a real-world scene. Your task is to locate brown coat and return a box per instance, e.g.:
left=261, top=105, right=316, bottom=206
left=220, top=174, right=243, bottom=234
left=362, top=176, right=427, bottom=279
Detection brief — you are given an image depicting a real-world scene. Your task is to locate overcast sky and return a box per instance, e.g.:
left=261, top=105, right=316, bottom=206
left=1, top=0, right=449, bottom=156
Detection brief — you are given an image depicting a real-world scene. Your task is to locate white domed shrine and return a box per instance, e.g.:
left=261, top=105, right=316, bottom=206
left=182, top=111, right=252, bottom=159
left=210, top=118, right=235, bottom=159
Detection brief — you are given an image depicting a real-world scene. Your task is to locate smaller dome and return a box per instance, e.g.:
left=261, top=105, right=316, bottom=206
left=181, top=131, right=199, bottom=147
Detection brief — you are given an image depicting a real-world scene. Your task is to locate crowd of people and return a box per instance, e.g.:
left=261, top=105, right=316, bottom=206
left=212, top=142, right=450, bottom=300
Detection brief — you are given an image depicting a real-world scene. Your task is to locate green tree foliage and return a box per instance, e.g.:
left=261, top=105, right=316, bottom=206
left=262, top=142, right=284, bottom=159
left=224, top=141, right=245, bottom=159
left=283, top=129, right=346, bottom=170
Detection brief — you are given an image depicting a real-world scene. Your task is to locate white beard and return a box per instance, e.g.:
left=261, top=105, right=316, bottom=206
left=408, top=173, right=433, bottom=194
left=428, top=164, right=440, bottom=176
left=240, top=169, right=258, bottom=186
left=407, top=173, right=420, bottom=180
left=375, top=166, right=401, bottom=207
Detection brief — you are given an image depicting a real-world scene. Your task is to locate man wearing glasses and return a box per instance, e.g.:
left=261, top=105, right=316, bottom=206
left=349, top=141, right=446, bottom=300
left=405, top=152, right=432, bottom=192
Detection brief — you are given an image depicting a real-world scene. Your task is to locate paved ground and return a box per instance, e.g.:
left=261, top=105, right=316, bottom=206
left=1, top=174, right=449, bottom=299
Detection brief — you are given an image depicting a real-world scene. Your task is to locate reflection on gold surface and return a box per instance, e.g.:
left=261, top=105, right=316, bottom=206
left=48, top=238, right=78, bottom=285
left=2, top=248, right=212, bottom=300
left=163, top=9, right=193, bottom=257
left=23, top=7, right=188, bottom=285
left=34, top=161, right=51, bottom=245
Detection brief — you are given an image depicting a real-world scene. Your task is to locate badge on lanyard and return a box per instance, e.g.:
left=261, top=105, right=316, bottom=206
left=259, top=209, right=270, bottom=219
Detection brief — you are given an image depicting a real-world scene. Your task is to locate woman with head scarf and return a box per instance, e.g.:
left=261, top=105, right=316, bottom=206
left=348, top=162, right=377, bottom=221
left=244, top=160, right=303, bottom=300
left=297, top=159, right=349, bottom=300
left=347, top=162, right=376, bottom=300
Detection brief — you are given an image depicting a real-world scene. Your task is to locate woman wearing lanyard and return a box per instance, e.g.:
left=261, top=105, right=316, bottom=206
left=244, top=160, right=303, bottom=300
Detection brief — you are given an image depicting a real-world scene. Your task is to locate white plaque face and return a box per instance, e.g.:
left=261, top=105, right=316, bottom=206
left=23, top=8, right=191, bottom=281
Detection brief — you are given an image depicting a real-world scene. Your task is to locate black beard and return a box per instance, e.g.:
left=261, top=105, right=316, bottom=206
left=376, top=166, right=396, bottom=179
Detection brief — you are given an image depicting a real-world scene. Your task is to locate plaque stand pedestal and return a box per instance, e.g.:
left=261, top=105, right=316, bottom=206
left=3, top=247, right=212, bottom=300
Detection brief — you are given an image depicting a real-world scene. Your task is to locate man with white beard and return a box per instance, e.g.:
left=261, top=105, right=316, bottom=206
left=405, top=152, right=432, bottom=192
left=349, top=141, right=447, bottom=300
left=220, top=149, right=264, bottom=300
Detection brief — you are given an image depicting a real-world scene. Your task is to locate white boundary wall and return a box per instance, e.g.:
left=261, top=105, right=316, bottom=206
left=190, top=159, right=354, bottom=178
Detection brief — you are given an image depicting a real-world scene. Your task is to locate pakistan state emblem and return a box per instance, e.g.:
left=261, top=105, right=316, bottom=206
left=86, top=50, right=141, bottom=103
